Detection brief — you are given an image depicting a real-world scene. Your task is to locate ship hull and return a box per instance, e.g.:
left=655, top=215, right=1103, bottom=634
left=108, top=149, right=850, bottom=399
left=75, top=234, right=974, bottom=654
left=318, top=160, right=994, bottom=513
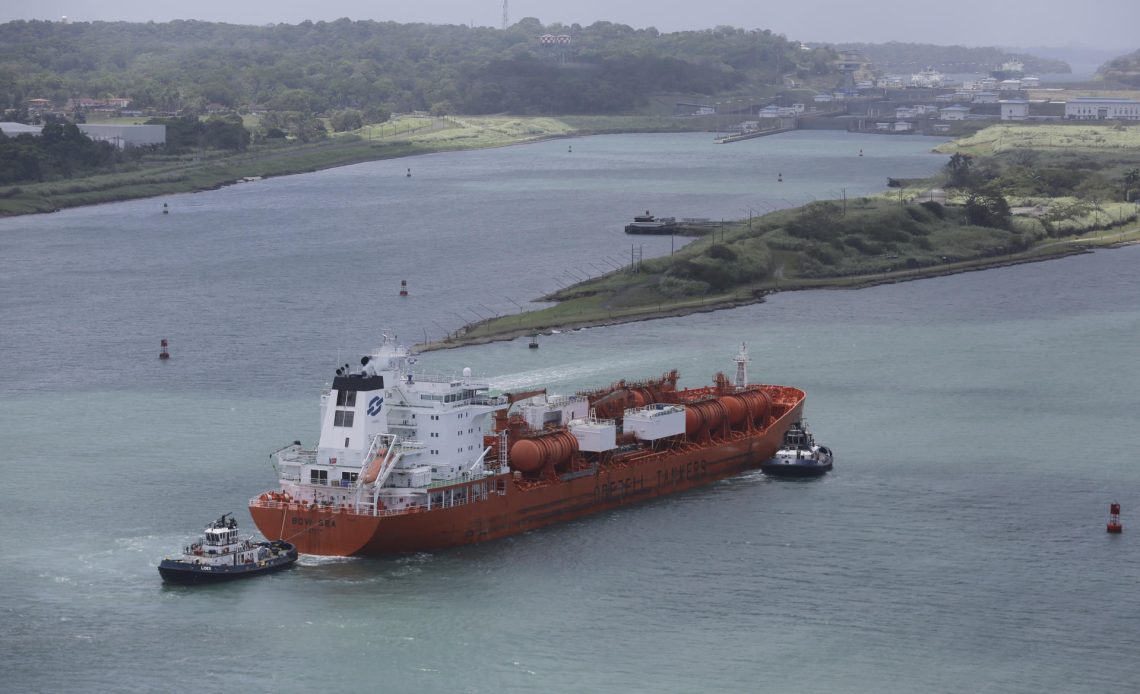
left=250, top=399, right=803, bottom=556
left=759, top=460, right=832, bottom=477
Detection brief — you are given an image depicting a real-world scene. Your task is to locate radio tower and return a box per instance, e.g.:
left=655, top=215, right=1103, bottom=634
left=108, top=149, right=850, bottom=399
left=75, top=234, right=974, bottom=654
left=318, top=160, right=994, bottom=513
left=501, top=0, right=509, bottom=29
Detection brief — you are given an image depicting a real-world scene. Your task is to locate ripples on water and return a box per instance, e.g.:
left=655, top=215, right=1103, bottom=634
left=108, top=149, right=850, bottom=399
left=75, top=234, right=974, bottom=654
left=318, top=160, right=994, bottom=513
left=2, top=133, right=1139, bottom=692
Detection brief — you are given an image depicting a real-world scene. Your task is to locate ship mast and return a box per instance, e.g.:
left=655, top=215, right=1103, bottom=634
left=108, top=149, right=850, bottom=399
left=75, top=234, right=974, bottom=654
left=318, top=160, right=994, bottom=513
left=733, top=343, right=750, bottom=387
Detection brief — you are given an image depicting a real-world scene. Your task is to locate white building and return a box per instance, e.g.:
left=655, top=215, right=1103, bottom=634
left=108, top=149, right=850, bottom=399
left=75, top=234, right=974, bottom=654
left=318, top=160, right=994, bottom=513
left=1021, top=76, right=1041, bottom=88
left=1064, top=97, right=1140, bottom=121
left=0, top=122, right=42, bottom=135
left=973, top=92, right=999, bottom=104
left=1000, top=100, right=1029, bottom=121
left=940, top=105, right=971, bottom=121
left=892, top=121, right=914, bottom=132
left=78, top=124, right=166, bottom=148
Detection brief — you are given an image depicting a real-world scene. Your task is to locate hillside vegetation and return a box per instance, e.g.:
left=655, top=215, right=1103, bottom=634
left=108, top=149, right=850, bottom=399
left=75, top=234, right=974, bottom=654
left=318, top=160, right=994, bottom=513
left=832, top=42, right=1069, bottom=74
left=449, top=123, right=1140, bottom=344
left=1098, top=48, right=1140, bottom=87
left=0, top=19, right=837, bottom=116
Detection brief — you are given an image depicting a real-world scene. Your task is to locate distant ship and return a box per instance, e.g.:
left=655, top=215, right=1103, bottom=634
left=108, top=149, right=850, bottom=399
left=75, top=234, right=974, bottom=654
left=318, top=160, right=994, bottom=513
left=250, top=337, right=809, bottom=556
left=909, top=67, right=945, bottom=88
left=991, top=60, right=1025, bottom=80
left=624, top=210, right=677, bottom=234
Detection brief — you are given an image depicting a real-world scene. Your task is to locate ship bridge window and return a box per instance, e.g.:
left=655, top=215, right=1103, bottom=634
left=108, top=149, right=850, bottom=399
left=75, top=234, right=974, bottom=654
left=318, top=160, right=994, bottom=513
left=336, top=390, right=357, bottom=407
left=310, top=469, right=328, bottom=485
left=334, top=410, right=355, bottom=427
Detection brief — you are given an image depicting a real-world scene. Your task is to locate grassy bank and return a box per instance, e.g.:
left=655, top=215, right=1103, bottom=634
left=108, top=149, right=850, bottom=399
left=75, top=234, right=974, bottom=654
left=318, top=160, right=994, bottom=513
left=0, top=115, right=706, bottom=217
left=421, top=122, right=1140, bottom=349
left=425, top=224, right=1140, bottom=351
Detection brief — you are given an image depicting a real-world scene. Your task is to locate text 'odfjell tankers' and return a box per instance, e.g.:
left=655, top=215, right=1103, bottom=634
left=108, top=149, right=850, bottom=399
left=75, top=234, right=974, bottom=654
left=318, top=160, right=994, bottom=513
left=250, top=336, right=807, bottom=556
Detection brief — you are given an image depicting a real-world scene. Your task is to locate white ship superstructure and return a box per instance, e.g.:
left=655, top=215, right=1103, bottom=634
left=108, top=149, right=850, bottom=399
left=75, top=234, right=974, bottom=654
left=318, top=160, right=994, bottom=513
left=272, top=333, right=516, bottom=513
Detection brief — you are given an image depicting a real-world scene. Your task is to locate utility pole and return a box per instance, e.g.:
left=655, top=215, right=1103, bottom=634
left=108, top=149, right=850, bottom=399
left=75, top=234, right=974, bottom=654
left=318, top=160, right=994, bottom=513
left=501, top=0, right=509, bottom=30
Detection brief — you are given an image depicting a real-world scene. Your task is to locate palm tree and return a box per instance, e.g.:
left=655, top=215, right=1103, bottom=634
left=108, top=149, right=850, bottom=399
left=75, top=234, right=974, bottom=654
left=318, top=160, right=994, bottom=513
left=1124, top=168, right=1140, bottom=202
left=945, top=152, right=973, bottom=188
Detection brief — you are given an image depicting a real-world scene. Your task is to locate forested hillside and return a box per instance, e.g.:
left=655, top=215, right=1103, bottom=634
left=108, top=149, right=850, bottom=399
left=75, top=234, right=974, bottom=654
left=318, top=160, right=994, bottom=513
left=0, top=18, right=837, bottom=116
left=1097, top=49, right=1140, bottom=87
left=834, top=42, right=1070, bottom=74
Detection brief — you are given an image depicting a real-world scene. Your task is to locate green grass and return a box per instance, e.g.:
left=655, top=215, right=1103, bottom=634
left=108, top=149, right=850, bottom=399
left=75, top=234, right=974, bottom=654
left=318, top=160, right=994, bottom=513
left=430, top=184, right=1140, bottom=348
left=938, top=123, right=1140, bottom=156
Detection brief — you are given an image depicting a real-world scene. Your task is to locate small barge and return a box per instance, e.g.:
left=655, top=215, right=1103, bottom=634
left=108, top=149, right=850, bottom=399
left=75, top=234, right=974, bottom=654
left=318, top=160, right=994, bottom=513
left=624, top=210, right=677, bottom=234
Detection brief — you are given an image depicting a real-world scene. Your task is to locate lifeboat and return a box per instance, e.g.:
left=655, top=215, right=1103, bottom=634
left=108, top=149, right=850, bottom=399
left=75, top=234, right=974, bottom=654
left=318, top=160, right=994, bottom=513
left=361, top=449, right=388, bottom=484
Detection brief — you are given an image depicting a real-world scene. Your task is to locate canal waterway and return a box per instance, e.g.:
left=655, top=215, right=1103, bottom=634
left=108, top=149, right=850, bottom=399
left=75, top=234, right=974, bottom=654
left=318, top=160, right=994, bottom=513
left=2, top=131, right=1138, bottom=693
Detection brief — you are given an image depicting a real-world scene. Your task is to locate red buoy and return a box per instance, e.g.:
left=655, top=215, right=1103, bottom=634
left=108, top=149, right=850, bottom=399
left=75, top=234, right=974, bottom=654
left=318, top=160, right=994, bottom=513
left=1107, top=502, right=1122, bottom=533
left=399, top=280, right=408, bottom=297
left=159, top=338, right=170, bottom=360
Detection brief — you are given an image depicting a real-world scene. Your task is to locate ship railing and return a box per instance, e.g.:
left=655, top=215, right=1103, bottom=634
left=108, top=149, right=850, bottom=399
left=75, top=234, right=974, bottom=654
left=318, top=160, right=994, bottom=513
left=406, top=370, right=496, bottom=386
left=425, top=470, right=491, bottom=489
left=429, top=395, right=507, bottom=408
left=472, top=396, right=508, bottom=407
left=276, top=448, right=317, bottom=466
left=249, top=497, right=432, bottom=519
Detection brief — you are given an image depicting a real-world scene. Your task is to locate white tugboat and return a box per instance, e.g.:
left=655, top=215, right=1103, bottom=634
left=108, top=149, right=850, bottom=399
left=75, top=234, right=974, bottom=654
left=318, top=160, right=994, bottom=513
left=760, top=421, right=833, bottom=477
left=158, top=513, right=297, bottom=584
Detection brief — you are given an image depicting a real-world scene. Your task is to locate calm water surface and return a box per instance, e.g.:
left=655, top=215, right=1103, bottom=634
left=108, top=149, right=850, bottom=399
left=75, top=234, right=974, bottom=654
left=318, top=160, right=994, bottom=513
left=2, top=132, right=1138, bottom=693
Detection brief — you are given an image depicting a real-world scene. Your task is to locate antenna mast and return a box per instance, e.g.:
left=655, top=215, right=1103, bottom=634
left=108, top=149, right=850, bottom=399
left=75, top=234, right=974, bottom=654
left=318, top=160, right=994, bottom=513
left=733, top=343, right=750, bottom=388
left=501, top=0, right=509, bottom=29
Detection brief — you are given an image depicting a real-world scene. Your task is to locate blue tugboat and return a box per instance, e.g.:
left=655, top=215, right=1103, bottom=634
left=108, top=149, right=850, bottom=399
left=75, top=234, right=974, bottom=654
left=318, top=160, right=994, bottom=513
left=760, top=422, right=833, bottom=477
left=158, top=513, right=297, bottom=585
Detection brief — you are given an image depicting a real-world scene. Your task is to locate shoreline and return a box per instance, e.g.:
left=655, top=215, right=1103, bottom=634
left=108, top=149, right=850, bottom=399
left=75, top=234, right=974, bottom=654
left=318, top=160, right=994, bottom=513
left=416, top=239, right=1139, bottom=352
left=0, top=117, right=702, bottom=219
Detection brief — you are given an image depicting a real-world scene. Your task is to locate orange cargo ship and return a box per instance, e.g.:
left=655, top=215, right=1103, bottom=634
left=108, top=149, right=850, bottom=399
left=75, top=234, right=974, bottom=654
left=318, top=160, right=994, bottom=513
left=250, top=337, right=806, bottom=556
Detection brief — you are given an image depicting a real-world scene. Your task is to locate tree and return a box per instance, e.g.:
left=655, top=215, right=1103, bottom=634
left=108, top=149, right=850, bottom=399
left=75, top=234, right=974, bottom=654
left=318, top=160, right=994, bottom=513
left=329, top=109, right=364, bottom=132
left=1124, top=168, right=1140, bottom=202
left=945, top=152, right=974, bottom=188
left=964, top=185, right=1011, bottom=229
